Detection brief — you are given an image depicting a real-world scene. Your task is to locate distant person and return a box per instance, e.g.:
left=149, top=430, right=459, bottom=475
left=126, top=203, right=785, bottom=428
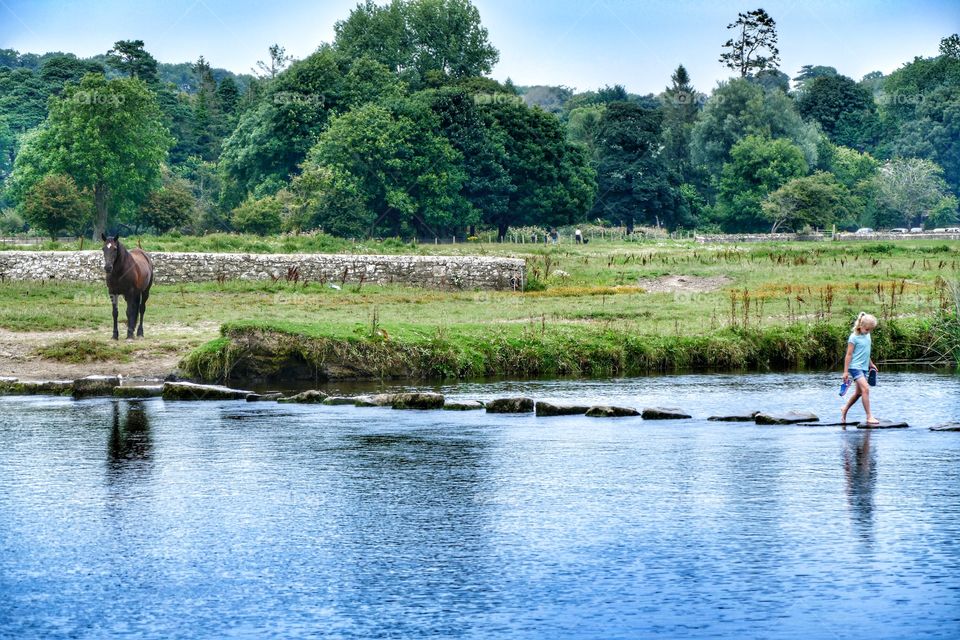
left=550, top=228, right=559, bottom=244
left=841, top=312, right=880, bottom=427
left=575, top=228, right=583, bottom=244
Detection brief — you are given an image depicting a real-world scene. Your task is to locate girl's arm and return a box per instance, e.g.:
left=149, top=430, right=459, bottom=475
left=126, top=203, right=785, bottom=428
left=870, top=358, right=878, bottom=371
left=843, top=343, right=854, bottom=382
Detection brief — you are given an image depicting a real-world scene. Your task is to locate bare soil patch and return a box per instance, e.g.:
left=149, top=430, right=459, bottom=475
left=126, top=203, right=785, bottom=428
left=635, top=274, right=733, bottom=294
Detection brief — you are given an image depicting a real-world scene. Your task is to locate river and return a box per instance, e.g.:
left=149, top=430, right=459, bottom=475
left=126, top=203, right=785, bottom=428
left=1, top=372, right=958, bottom=638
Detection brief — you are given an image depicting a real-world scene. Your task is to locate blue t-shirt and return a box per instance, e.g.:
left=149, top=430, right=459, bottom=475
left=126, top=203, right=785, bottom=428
left=848, top=332, right=872, bottom=371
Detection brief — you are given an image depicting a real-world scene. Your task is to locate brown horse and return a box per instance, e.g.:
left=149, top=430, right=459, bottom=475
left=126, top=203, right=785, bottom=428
left=101, top=234, right=154, bottom=340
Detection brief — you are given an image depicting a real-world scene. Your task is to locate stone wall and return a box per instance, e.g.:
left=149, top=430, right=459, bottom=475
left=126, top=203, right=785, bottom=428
left=0, top=251, right=526, bottom=290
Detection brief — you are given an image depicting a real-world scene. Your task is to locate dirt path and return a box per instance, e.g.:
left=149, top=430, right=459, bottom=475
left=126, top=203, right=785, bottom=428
left=0, top=323, right=218, bottom=382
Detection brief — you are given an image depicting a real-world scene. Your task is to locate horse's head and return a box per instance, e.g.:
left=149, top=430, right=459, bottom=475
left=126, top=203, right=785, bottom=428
left=101, top=233, right=121, bottom=274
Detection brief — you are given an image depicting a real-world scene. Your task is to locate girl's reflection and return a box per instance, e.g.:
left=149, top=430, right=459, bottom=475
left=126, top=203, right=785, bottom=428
left=842, top=430, right=876, bottom=537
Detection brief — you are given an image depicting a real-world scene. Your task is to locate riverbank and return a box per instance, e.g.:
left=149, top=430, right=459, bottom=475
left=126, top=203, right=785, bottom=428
left=179, top=318, right=944, bottom=384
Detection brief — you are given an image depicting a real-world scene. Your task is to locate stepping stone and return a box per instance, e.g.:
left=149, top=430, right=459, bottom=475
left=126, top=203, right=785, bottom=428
left=392, top=392, right=445, bottom=410
left=113, top=385, right=164, bottom=398
left=486, top=397, right=535, bottom=413
left=246, top=392, right=284, bottom=402
left=162, top=382, right=252, bottom=401
left=642, top=407, right=692, bottom=420
left=535, top=401, right=590, bottom=417
left=0, top=380, right=74, bottom=395
left=278, top=390, right=328, bottom=404
left=708, top=412, right=758, bottom=422
left=443, top=400, right=485, bottom=411
left=930, top=423, right=960, bottom=432
left=72, top=375, right=121, bottom=398
left=586, top=405, right=641, bottom=418
left=755, top=411, right=819, bottom=425
left=323, top=396, right=358, bottom=406
left=796, top=421, right=850, bottom=427
left=354, top=393, right=398, bottom=407
left=857, top=420, right=909, bottom=429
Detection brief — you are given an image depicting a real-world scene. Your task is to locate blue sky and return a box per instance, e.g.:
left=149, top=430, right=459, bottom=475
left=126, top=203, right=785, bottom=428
left=1, top=0, right=957, bottom=93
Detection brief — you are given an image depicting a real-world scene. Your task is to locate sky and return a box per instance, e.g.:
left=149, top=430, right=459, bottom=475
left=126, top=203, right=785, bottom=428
left=1, top=0, right=957, bottom=94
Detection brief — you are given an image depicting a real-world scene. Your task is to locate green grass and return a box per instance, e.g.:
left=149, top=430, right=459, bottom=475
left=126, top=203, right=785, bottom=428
left=2, top=237, right=958, bottom=375
left=34, top=338, right=137, bottom=364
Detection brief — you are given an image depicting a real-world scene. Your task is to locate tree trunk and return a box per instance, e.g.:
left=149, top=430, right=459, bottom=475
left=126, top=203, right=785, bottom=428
left=497, top=223, right=508, bottom=241
left=93, top=182, right=108, bottom=240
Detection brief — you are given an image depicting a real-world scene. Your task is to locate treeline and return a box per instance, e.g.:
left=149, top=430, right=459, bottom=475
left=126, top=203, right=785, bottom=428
left=1, top=1, right=958, bottom=240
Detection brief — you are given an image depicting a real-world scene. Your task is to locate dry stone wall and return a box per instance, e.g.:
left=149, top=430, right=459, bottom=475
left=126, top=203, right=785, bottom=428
left=0, top=251, right=526, bottom=290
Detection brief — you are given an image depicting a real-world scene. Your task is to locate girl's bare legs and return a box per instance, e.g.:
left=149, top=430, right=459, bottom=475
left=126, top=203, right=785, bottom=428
left=841, top=377, right=873, bottom=426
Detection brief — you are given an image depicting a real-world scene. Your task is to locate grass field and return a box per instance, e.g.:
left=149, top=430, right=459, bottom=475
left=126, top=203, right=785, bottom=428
left=1, top=237, right=957, bottom=379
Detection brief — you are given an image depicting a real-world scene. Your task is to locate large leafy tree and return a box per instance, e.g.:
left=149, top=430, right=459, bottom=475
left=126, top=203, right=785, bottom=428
left=334, top=0, right=499, bottom=84
left=10, top=73, right=172, bottom=238
left=719, top=8, right=781, bottom=78
left=796, top=74, right=879, bottom=149
left=219, top=46, right=343, bottom=205
left=762, top=171, right=856, bottom=232
left=715, top=135, right=808, bottom=232
left=871, top=158, right=958, bottom=229
left=660, top=65, right=701, bottom=185
left=592, top=102, right=683, bottom=231
left=690, top=78, right=820, bottom=180
left=485, top=101, right=595, bottom=238
left=303, top=100, right=471, bottom=237
left=22, top=173, right=91, bottom=239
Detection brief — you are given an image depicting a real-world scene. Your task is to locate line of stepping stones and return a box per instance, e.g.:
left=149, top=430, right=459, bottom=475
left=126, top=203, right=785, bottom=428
left=1, top=377, right=944, bottom=430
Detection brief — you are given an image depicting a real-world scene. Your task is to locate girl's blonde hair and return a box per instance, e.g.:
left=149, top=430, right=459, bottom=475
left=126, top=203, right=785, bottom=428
left=852, top=312, right=878, bottom=334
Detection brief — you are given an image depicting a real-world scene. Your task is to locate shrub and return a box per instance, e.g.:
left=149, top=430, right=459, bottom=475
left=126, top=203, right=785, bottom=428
left=231, top=194, right=284, bottom=236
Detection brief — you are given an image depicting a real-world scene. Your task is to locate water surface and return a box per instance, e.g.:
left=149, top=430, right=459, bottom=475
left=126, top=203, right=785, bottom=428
left=1, top=372, right=958, bottom=638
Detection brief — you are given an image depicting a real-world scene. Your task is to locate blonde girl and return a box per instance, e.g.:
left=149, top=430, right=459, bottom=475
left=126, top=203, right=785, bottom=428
left=841, top=312, right=879, bottom=426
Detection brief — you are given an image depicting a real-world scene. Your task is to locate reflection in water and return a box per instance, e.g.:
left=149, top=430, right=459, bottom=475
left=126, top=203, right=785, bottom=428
left=842, top=430, right=876, bottom=537
left=107, top=400, right=153, bottom=478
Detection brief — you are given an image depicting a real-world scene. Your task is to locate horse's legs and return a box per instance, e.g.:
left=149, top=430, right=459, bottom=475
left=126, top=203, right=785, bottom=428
left=137, top=289, right=149, bottom=338
left=125, top=293, right=139, bottom=339
left=111, top=294, right=120, bottom=340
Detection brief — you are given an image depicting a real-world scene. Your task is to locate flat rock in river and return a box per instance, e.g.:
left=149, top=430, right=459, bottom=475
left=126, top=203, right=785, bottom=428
left=354, top=394, right=397, bottom=407
left=443, top=400, right=485, bottom=411
left=586, top=405, right=641, bottom=418
left=642, top=407, right=692, bottom=420
left=72, top=375, right=120, bottom=398
left=857, top=420, right=909, bottom=429
left=535, top=401, right=590, bottom=417
left=323, top=396, right=358, bottom=406
left=0, top=379, right=73, bottom=395
left=755, top=411, right=819, bottom=425
left=246, top=392, right=284, bottom=402
left=486, top=397, right=535, bottom=413
left=162, top=382, right=252, bottom=401
left=930, top=423, right=960, bottom=432
left=707, top=412, right=759, bottom=422
left=278, top=390, right=328, bottom=404
left=392, top=392, right=445, bottom=410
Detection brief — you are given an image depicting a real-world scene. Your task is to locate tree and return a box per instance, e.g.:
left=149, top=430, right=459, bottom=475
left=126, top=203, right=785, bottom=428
left=566, top=104, right=606, bottom=159
left=796, top=74, right=879, bottom=149
left=139, top=175, right=195, bottom=233
left=660, top=65, right=701, bottom=184
left=11, top=73, right=172, bottom=239
left=334, top=0, right=499, bottom=83
left=304, top=100, right=471, bottom=237
left=484, top=101, right=595, bottom=238
left=289, top=165, right=372, bottom=236
left=105, top=40, right=159, bottom=84
left=715, top=135, right=808, bottom=232
left=22, top=173, right=91, bottom=239
left=792, top=65, right=838, bottom=93
left=941, top=34, right=960, bottom=59
left=719, top=8, right=781, bottom=78
left=231, top=194, right=285, bottom=235
left=871, top=158, right=958, bottom=229
left=762, top=171, right=855, bottom=232
left=219, top=46, right=342, bottom=205
left=592, top=102, right=683, bottom=231
left=252, top=44, right=294, bottom=80
left=38, top=55, right=105, bottom=93
left=690, top=78, right=820, bottom=179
